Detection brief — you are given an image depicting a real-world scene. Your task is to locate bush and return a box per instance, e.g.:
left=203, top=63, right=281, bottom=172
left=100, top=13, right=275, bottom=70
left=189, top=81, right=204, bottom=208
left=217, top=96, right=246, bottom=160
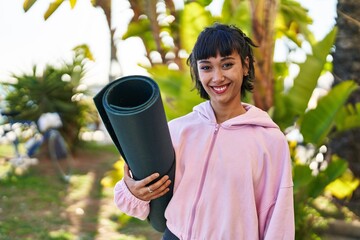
left=3, top=45, right=97, bottom=148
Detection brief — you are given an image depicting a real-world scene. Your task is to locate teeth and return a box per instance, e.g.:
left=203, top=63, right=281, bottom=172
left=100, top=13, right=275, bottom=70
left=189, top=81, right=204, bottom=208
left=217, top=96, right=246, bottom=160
left=213, top=85, right=227, bottom=92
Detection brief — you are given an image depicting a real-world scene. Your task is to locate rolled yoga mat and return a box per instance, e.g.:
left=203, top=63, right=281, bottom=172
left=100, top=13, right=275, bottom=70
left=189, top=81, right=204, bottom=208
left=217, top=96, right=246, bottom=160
left=93, top=75, right=175, bottom=232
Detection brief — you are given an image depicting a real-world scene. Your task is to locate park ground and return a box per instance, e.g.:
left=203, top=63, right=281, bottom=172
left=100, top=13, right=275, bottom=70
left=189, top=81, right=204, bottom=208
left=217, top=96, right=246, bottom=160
left=0, top=142, right=162, bottom=240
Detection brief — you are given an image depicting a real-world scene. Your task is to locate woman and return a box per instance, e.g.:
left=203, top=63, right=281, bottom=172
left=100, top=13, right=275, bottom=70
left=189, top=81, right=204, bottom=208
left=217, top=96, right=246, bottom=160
left=114, top=23, right=294, bottom=239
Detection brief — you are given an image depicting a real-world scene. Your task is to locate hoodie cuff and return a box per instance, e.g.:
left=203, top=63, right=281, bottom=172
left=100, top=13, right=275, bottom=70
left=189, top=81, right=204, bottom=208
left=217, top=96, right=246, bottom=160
left=114, top=179, right=150, bottom=220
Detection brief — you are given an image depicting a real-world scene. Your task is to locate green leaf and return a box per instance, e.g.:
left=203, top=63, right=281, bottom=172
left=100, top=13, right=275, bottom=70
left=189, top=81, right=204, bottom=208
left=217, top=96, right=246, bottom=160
left=23, top=0, right=37, bottom=12
left=293, top=164, right=313, bottom=194
left=271, top=63, right=290, bottom=127
left=300, top=80, right=358, bottom=145
left=325, top=169, right=359, bottom=199
left=69, top=0, right=77, bottom=9
left=334, top=102, right=360, bottom=132
left=44, top=0, right=64, bottom=20
left=273, top=27, right=337, bottom=130
left=180, top=2, right=214, bottom=53
left=307, top=157, right=348, bottom=198
left=122, top=18, right=151, bottom=39
left=277, top=0, right=315, bottom=44
left=122, top=18, right=159, bottom=52
left=147, top=65, right=184, bottom=97
left=147, top=65, right=203, bottom=120
left=73, top=44, right=94, bottom=61
left=287, top=27, right=337, bottom=115
left=221, top=0, right=251, bottom=34
left=194, top=0, right=213, bottom=7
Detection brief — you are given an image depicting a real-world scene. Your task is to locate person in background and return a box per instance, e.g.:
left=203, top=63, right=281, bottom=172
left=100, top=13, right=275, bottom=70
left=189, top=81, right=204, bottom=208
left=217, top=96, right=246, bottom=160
left=114, top=23, right=294, bottom=240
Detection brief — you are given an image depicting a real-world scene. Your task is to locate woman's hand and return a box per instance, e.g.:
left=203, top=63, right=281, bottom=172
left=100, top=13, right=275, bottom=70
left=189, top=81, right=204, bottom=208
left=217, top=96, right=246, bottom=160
left=123, top=162, right=171, bottom=201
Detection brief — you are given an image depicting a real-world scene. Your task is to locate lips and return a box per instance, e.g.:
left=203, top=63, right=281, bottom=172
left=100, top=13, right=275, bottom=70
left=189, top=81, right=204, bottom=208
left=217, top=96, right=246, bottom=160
left=211, top=84, right=229, bottom=94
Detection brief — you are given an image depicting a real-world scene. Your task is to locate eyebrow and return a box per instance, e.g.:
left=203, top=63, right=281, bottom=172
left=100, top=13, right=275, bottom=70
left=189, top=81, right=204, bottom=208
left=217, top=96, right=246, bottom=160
left=198, top=56, right=235, bottom=64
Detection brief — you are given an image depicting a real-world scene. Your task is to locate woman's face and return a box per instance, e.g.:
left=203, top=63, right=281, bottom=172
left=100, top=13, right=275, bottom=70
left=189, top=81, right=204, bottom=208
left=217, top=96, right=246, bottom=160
left=197, top=51, right=249, bottom=108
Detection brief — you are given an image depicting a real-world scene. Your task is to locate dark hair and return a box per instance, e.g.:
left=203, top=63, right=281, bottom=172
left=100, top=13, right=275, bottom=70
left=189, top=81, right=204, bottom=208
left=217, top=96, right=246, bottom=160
left=187, top=23, right=257, bottom=100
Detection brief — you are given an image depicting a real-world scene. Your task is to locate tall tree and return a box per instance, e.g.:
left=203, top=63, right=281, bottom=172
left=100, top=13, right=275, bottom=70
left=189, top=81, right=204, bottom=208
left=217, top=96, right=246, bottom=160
left=331, top=0, right=360, bottom=181
left=95, top=0, right=120, bottom=80
left=249, top=0, right=278, bottom=110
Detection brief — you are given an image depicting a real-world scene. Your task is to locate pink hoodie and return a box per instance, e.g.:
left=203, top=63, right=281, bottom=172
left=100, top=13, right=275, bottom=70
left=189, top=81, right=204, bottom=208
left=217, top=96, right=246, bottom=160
left=114, top=101, right=294, bottom=239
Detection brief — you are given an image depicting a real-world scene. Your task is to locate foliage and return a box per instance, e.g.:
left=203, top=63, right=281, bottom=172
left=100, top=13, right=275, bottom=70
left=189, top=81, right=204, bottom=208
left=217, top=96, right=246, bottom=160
left=276, top=0, right=315, bottom=45
left=293, top=154, right=347, bottom=239
left=101, top=157, right=124, bottom=188
left=334, top=102, right=360, bottom=132
left=270, top=27, right=359, bottom=237
left=23, top=0, right=79, bottom=20
left=325, top=169, right=360, bottom=200
left=0, top=143, right=142, bottom=239
left=19, top=0, right=360, bottom=238
left=147, top=65, right=203, bottom=120
left=120, top=1, right=360, bottom=239
left=300, top=80, right=358, bottom=145
left=277, top=28, right=359, bottom=238
left=272, top=28, right=339, bottom=130
left=3, top=46, right=97, bottom=147
left=0, top=154, right=39, bottom=182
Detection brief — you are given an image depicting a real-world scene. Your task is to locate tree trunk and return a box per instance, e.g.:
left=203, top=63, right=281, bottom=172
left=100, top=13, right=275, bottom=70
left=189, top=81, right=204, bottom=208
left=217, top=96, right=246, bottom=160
left=330, top=0, right=360, bottom=197
left=96, top=0, right=120, bottom=81
left=250, top=0, right=279, bottom=111
left=128, top=0, right=183, bottom=69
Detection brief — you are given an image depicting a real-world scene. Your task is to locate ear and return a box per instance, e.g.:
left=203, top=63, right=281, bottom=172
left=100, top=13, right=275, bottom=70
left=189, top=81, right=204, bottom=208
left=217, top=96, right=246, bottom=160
left=243, top=56, right=250, bottom=76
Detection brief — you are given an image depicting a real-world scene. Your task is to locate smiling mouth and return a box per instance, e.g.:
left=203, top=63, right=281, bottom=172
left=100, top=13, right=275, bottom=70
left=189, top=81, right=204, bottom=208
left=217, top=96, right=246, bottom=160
left=211, top=84, right=229, bottom=94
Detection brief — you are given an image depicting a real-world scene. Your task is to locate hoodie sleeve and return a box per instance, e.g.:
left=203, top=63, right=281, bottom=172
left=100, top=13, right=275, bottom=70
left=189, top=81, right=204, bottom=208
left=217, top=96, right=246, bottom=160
left=262, top=186, right=295, bottom=239
left=260, top=137, right=295, bottom=240
left=113, top=179, right=150, bottom=220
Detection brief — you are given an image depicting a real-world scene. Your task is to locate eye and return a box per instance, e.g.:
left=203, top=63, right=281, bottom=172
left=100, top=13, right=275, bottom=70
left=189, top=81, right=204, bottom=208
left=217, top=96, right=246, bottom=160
left=199, top=65, right=211, bottom=71
left=222, top=62, right=234, bottom=69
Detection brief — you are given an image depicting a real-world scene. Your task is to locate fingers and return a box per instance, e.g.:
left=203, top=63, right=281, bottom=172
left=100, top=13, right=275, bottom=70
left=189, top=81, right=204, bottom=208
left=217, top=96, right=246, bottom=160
left=139, top=175, right=172, bottom=201
left=147, top=175, right=170, bottom=192
left=122, top=167, right=172, bottom=201
left=124, top=162, right=159, bottom=183
left=123, top=162, right=131, bottom=178
left=142, top=172, right=160, bottom=186
left=150, top=184, right=170, bottom=200
left=146, top=176, right=172, bottom=201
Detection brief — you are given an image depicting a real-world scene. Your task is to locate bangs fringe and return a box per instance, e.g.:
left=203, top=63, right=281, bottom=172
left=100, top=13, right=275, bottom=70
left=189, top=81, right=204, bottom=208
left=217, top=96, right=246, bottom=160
left=193, top=30, right=236, bottom=60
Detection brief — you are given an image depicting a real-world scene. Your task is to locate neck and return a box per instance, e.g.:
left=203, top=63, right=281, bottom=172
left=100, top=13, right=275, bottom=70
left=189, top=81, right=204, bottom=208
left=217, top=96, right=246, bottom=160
left=211, top=101, right=246, bottom=123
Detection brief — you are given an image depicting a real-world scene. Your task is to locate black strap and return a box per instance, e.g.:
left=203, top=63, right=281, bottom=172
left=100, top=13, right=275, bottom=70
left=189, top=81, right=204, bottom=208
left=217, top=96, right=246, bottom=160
left=163, top=227, right=179, bottom=240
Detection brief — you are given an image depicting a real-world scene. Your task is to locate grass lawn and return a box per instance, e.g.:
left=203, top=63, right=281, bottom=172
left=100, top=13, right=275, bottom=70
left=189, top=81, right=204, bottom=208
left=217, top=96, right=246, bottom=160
left=0, top=141, right=162, bottom=240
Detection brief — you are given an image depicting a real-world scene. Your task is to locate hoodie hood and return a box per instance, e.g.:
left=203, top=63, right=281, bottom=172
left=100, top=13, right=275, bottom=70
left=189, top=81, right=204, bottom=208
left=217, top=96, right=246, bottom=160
left=193, top=101, right=279, bottom=129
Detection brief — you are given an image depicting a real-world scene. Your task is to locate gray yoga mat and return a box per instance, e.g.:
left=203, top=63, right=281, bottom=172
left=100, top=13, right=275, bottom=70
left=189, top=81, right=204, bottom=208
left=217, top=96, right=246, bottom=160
left=93, top=75, right=175, bottom=232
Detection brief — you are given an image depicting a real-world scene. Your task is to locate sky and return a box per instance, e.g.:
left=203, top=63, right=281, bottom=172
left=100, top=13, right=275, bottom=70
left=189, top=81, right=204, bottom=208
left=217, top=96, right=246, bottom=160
left=0, top=0, right=337, bottom=87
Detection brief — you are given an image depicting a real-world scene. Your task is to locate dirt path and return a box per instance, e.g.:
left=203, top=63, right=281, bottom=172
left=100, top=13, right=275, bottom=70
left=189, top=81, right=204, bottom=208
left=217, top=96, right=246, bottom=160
left=23, top=143, right=159, bottom=240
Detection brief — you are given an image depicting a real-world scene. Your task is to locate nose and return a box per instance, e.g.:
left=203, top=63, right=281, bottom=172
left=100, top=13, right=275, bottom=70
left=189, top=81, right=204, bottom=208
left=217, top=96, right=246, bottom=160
left=212, top=68, right=224, bottom=83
